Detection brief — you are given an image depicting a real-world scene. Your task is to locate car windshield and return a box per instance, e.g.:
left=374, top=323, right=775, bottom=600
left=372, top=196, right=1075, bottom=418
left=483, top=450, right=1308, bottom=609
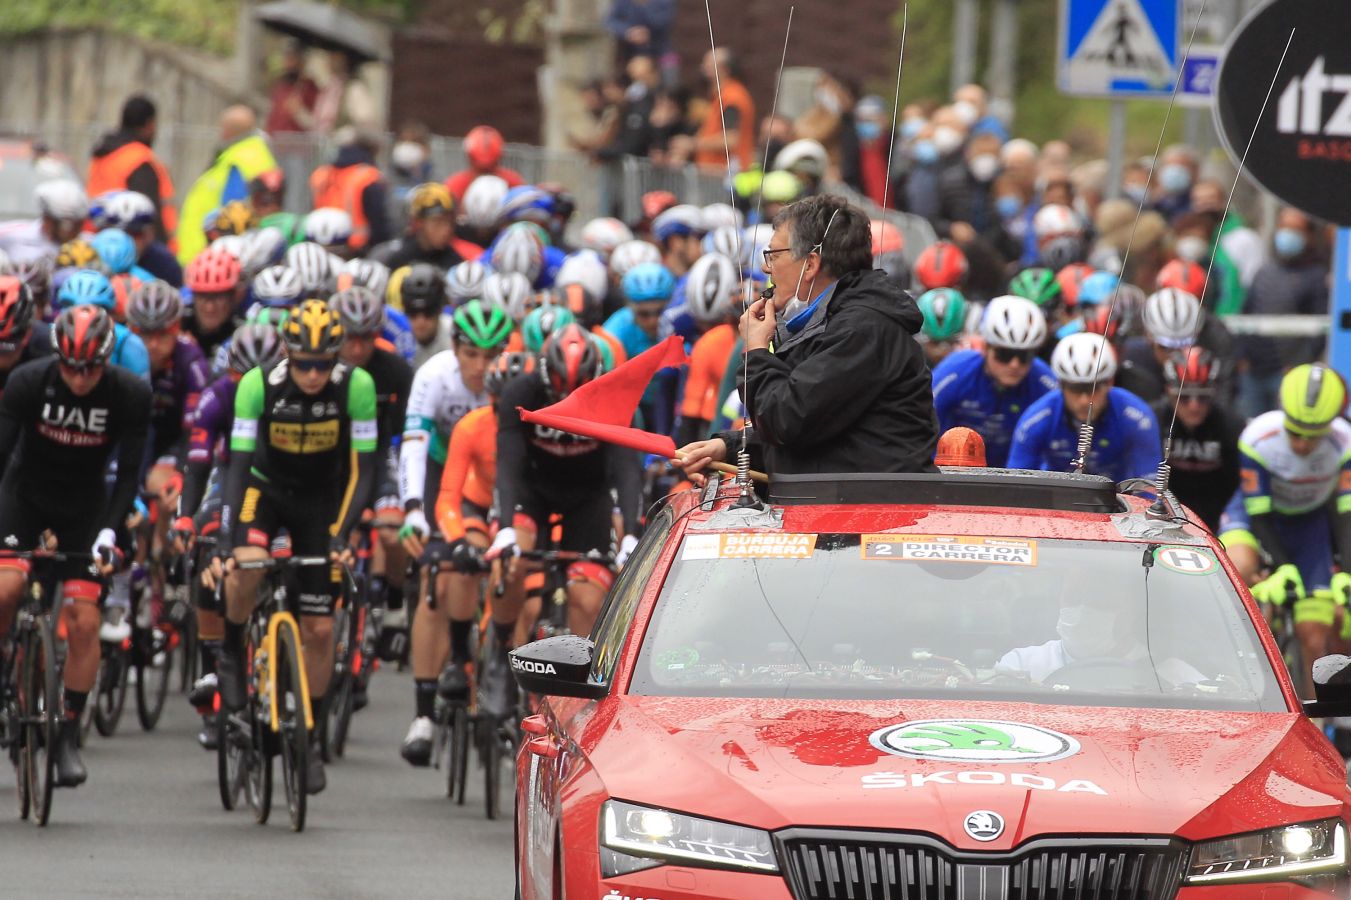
left=630, top=533, right=1286, bottom=711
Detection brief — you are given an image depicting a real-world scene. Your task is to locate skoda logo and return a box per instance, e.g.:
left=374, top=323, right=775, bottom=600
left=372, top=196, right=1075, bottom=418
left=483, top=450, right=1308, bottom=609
left=964, top=810, right=1005, bottom=842
left=870, top=719, right=1081, bottom=763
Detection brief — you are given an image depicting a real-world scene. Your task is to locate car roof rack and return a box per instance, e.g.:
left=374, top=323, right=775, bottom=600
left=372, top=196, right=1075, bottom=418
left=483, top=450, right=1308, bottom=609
left=767, top=468, right=1126, bottom=514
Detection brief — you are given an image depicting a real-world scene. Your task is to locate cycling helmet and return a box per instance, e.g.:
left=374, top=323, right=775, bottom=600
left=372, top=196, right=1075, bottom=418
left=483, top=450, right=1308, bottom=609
left=917, top=288, right=969, bottom=343
left=91, top=189, right=156, bottom=232
left=56, top=269, right=117, bottom=311
left=239, top=226, right=288, bottom=278
left=491, top=222, right=545, bottom=283
left=57, top=238, right=103, bottom=271
left=330, top=285, right=385, bottom=336
left=1040, top=235, right=1087, bottom=271
left=210, top=235, right=249, bottom=264
left=554, top=282, right=603, bottom=329
left=744, top=224, right=775, bottom=270
left=980, top=295, right=1047, bottom=350
left=1156, top=258, right=1208, bottom=298
left=186, top=247, right=242, bottom=294
left=702, top=225, right=742, bottom=264
left=590, top=331, right=616, bottom=373
left=444, top=260, right=488, bottom=305
left=1051, top=331, right=1117, bottom=384
left=464, top=125, right=505, bottom=170
left=1077, top=271, right=1119, bottom=307
left=248, top=305, right=291, bottom=331
left=608, top=239, right=661, bottom=278
left=871, top=219, right=905, bottom=256
left=227, top=322, right=287, bottom=375
left=482, top=271, right=534, bottom=322
left=1280, top=363, right=1348, bottom=437
left=1082, top=304, right=1121, bottom=342
left=537, top=182, right=576, bottom=227
left=89, top=228, right=138, bottom=275
left=651, top=205, right=706, bottom=243
left=522, top=304, right=577, bottom=354
left=285, top=241, right=336, bottom=294
left=540, top=323, right=603, bottom=400
left=1008, top=267, right=1061, bottom=309
left=408, top=182, right=454, bottom=219
left=554, top=251, right=608, bottom=302
left=461, top=175, right=508, bottom=230
left=914, top=241, right=969, bottom=290
left=578, top=217, right=634, bottom=256
left=1162, top=347, right=1223, bottom=394
left=1054, top=263, right=1096, bottom=308
left=53, top=304, right=115, bottom=367
left=249, top=168, right=286, bottom=203
left=760, top=170, right=803, bottom=205
left=304, top=207, right=354, bottom=248
left=283, top=298, right=344, bottom=355
left=0, top=276, right=35, bottom=342
left=8, top=257, right=51, bottom=304
left=485, top=351, right=535, bottom=396
left=701, top=203, right=743, bottom=232
left=621, top=262, right=676, bottom=304
left=773, top=139, right=829, bottom=179
left=498, top=185, right=554, bottom=226
left=1033, top=203, right=1083, bottom=241
left=685, top=253, right=739, bottom=326
left=452, top=298, right=513, bottom=349
left=258, top=211, right=305, bottom=247
left=641, top=190, right=678, bottom=222
left=213, top=200, right=257, bottom=237
left=252, top=265, right=305, bottom=307
left=127, top=280, right=183, bottom=332
left=1143, top=288, right=1202, bottom=349
left=1108, top=283, right=1147, bottom=338
left=340, top=257, right=391, bottom=300
left=36, top=180, right=89, bottom=222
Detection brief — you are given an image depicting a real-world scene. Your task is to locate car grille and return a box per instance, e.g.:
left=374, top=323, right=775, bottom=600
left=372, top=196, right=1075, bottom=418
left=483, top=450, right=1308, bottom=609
left=777, top=830, right=1188, bottom=900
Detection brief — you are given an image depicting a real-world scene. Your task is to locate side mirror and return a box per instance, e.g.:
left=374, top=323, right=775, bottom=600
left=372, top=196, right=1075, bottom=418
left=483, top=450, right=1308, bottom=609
left=509, top=635, right=609, bottom=700
left=1302, top=654, right=1351, bottom=717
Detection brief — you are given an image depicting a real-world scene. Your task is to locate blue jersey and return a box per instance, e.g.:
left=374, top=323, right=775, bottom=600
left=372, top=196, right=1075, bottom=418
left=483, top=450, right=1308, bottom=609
left=1008, top=386, right=1161, bottom=482
left=111, top=323, right=151, bottom=381
left=931, top=350, right=1057, bottom=467
left=382, top=307, right=416, bottom=363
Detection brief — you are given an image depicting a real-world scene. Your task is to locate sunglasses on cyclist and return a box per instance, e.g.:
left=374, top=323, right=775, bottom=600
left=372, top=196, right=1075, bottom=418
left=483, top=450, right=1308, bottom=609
left=58, top=359, right=105, bottom=374
left=991, top=347, right=1033, bottom=365
left=1175, top=391, right=1214, bottom=405
left=290, top=358, right=336, bottom=373
left=1062, top=382, right=1099, bottom=396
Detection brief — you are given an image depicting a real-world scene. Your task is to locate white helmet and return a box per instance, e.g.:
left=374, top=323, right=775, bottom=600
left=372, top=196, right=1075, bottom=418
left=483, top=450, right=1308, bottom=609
left=251, top=264, right=305, bottom=306
left=285, top=241, right=336, bottom=295
left=305, top=207, right=354, bottom=248
left=578, top=217, right=634, bottom=257
left=238, top=226, right=288, bottom=278
left=342, top=257, right=391, bottom=298
left=89, top=189, right=155, bottom=231
left=36, top=180, right=89, bottom=222
left=1051, top=332, right=1117, bottom=384
left=773, top=139, right=829, bottom=179
left=980, top=295, right=1047, bottom=350
left=446, top=259, right=490, bottom=303
left=490, top=223, right=544, bottom=284
left=481, top=271, right=534, bottom=322
left=462, top=174, right=508, bottom=230
left=701, top=202, right=744, bottom=232
left=608, top=239, right=661, bottom=278
left=684, top=253, right=740, bottom=326
left=555, top=250, right=608, bottom=302
left=1033, top=203, right=1083, bottom=241
left=1143, top=287, right=1202, bottom=349
left=651, top=204, right=706, bottom=243
left=209, top=234, right=248, bottom=261
left=702, top=225, right=743, bottom=262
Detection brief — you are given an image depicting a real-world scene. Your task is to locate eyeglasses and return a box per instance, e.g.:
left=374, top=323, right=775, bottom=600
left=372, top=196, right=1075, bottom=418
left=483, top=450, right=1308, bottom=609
left=1175, top=391, right=1214, bottom=405
left=761, top=246, right=794, bottom=266
left=58, top=360, right=105, bottom=374
left=632, top=307, right=663, bottom=320
left=290, top=358, right=336, bottom=373
left=1063, top=382, right=1099, bottom=396
left=991, top=347, right=1033, bottom=365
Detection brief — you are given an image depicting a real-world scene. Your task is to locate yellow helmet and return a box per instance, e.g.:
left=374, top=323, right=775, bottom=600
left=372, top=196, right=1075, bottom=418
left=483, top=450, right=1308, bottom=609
left=409, top=182, right=454, bottom=219
left=283, top=298, right=344, bottom=355
left=213, top=200, right=258, bottom=236
left=1280, top=363, right=1347, bottom=437
left=385, top=264, right=412, bottom=311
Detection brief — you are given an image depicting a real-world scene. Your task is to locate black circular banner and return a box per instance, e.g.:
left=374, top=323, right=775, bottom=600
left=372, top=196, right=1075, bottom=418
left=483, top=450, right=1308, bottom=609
left=1214, top=0, right=1351, bottom=226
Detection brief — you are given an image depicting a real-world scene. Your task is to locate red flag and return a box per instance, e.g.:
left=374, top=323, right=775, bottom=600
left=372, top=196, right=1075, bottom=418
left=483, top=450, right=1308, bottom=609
left=520, top=335, right=686, bottom=457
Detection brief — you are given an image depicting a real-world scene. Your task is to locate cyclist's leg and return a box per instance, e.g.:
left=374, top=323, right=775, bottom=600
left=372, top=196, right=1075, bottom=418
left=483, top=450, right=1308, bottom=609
left=1282, top=511, right=1337, bottom=693
left=410, top=539, right=452, bottom=710
left=371, top=475, right=406, bottom=606
left=1218, top=490, right=1262, bottom=587
left=0, top=492, right=37, bottom=640
left=219, top=479, right=276, bottom=708
left=560, top=491, right=618, bottom=637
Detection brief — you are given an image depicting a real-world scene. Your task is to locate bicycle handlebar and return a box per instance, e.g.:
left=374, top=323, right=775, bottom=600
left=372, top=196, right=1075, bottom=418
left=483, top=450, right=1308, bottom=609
left=0, top=550, right=99, bottom=563
left=234, top=556, right=334, bottom=571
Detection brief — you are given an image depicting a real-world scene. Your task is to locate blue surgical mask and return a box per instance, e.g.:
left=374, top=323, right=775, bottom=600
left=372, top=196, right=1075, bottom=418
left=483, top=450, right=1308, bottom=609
left=1159, top=164, right=1191, bottom=194
left=1123, top=183, right=1148, bottom=204
left=901, top=118, right=926, bottom=139
left=995, top=195, right=1023, bottom=219
left=912, top=140, right=939, bottom=165
left=1274, top=228, right=1307, bottom=260
left=856, top=120, right=882, bottom=142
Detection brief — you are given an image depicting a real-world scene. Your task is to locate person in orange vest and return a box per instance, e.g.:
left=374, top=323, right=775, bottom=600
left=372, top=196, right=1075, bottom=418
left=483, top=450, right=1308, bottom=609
left=693, top=47, right=755, bottom=173
left=87, top=95, right=178, bottom=244
left=309, top=127, right=393, bottom=252
left=444, top=126, right=524, bottom=204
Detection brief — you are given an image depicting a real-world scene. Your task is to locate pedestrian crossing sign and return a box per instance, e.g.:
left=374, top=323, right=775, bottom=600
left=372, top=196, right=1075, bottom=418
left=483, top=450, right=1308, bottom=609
left=1058, top=0, right=1180, bottom=98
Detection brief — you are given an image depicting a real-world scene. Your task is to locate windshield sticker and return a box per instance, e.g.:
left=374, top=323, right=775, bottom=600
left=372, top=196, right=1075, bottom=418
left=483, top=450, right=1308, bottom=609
left=870, top=720, right=1080, bottom=763
left=1154, top=546, right=1219, bottom=576
left=862, top=535, right=1037, bottom=566
left=862, top=771, right=1106, bottom=795
left=681, top=532, right=817, bottom=560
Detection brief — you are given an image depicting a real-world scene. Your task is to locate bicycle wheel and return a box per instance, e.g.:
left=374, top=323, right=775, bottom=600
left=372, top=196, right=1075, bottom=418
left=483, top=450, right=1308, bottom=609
left=178, top=607, right=198, bottom=694
left=21, top=619, right=59, bottom=827
left=275, top=619, right=308, bottom=832
left=135, top=626, right=175, bottom=731
left=93, top=643, right=129, bottom=737
left=450, top=703, right=471, bottom=805
left=8, top=648, right=29, bottom=820
left=483, top=720, right=514, bottom=821
left=247, top=694, right=274, bottom=824
left=216, top=707, right=245, bottom=811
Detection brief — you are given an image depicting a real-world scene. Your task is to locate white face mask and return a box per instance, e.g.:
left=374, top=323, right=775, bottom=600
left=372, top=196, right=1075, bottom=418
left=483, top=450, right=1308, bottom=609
left=1175, top=236, right=1209, bottom=263
left=952, top=100, right=980, bottom=126
left=968, top=154, right=1000, bottom=182
left=932, top=126, right=964, bottom=156
left=391, top=141, right=426, bottom=172
left=1056, top=605, right=1118, bottom=659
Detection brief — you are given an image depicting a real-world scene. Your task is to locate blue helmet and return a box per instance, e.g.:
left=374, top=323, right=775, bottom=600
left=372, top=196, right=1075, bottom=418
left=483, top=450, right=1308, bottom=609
left=621, top=262, right=676, bottom=304
left=89, top=228, right=138, bottom=275
left=1078, top=271, right=1120, bottom=307
left=56, top=269, right=116, bottom=312
left=498, top=185, right=554, bottom=225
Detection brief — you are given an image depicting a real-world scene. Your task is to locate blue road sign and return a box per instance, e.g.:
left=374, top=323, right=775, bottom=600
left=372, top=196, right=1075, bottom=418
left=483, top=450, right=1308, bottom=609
left=1059, top=0, right=1180, bottom=98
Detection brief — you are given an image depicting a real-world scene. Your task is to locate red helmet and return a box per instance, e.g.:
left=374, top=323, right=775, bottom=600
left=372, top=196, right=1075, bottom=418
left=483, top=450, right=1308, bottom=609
left=1054, top=263, right=1096, bottom=309
left=914, top=241, right=969, bottom=290
left=0, top=276, right=34, bottom=341
left=555, top=282, right=602, bottom=329
left=1082, top=303, right=1120, bottom=342
left=1163, top=346, right=1223, bottom=393
left=187, top=247, right=241, bottom=294
left=540, top=323, right=602, bottom=400
left=870, top=219, right=904, bottom=256
left=641, top=190, right=678, bottom=222
left=465, top=125, right=504, bottom=171
left=53, top=305, right=115, bottom=368
left=1157, top=258, right=1208, bottom=298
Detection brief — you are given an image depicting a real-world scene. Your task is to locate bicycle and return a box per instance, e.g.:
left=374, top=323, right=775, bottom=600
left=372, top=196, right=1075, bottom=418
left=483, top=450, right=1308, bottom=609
left=320, top=522, right=376, bottom=763
left=420, top=537, right=482, bottom=806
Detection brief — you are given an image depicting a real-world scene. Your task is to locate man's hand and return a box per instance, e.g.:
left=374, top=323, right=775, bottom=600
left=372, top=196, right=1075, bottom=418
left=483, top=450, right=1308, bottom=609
left=485, top=526, right=521, bottom=582
left=202, top=551, right=235, bottom=591
left=1332, top=571, right=1351, bottom=608
left=171, top=516, right=196, bottom=555
left=399, top=507, right=430, bottom=558
left=742, top=297, right=777, bottom=352
left=616, top=534, right=639, bottom=569
left=329, top=537, right=355, bottom=568
left=92, top=528, right=118, bottom=576
left=675, top=438, right=728, bottom=485
left=1251, top=563, right=1304, bottom=606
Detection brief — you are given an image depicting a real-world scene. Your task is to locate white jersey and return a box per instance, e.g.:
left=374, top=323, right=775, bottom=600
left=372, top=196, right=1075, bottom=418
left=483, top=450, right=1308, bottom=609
left=1238, top=410, right=1351, bottom=515
left=398, top=348, right=489, bottom=507
left=411, top=315, right=454, bottom=371
left=0, top=219, right=57, bottom=264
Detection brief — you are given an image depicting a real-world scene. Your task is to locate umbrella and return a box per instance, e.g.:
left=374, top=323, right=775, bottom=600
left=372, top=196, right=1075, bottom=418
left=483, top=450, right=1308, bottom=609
left=255, top=0, right=390, bottom=63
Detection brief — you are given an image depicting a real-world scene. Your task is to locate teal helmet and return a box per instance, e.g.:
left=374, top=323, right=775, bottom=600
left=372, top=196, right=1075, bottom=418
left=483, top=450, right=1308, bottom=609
left=917, top=288, right=968, bottom=342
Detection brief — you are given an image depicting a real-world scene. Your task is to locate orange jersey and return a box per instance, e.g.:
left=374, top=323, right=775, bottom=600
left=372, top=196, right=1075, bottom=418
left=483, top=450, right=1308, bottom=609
left=680, top=323, right=736, bottom=422
left=506, top=331, right=525, bottom=353
left=591, top=325, right=627, bottom=367
left=435, top=405, right=497, bottom=541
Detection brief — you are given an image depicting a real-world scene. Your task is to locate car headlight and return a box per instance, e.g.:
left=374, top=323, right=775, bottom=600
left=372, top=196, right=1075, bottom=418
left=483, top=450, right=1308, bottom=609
left=1187, top=819, right=1348, bottom=885
left=599, top=799, right=779, bottom=875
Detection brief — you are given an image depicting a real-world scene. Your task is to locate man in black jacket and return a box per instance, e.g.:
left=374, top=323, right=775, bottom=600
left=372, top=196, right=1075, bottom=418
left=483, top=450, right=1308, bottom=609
left=678, top=194, right=937, bottom=477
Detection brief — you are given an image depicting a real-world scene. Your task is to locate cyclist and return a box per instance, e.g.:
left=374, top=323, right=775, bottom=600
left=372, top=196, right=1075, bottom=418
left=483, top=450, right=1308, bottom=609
left=1151, top=348, right=1241, bottom=532
left=1221, top=364, right=1351, bottom=693
left=486, top=325, right=642, bottom=715
left=0, top=277, right=51, bottom=398
left=1117, top=288, right=1234, bottom=404
left=183, top=247, right=245, bottom=368
left=1008, top=331, right=1161, bottom=481
left=206, top=300, right=378, bottom=794
left=915, top=287, right=970, bottom=368
left=0, top=305, right=152, bottom=786
left=677, top=253, right=741, bottom=445
left=556, top=281, right=625, bottom=368
left=931, top=295, right=1056, bottom=468
left=445, top=259, right=489, bottom=307
left=604, top=262, right=677, bottom=432
left=400, top=263, right=454, bottom=368
left=913, top=240, right=968, bottom=291
left=444, top=125, right=524, bottom=202
left=370, top=183, right=477, bottom=271
left=90, top=189, right=183, bottom=287
left=521, top=304, right=576, bottom=355
left=56, top=269, right=151, bottom=381
left=0, top=180, right=87, bottom=266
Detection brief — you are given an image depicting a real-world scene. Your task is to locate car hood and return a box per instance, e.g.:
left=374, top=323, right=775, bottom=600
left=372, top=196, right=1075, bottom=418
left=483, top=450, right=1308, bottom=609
left=587, top=697, right=1348, bottom=850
